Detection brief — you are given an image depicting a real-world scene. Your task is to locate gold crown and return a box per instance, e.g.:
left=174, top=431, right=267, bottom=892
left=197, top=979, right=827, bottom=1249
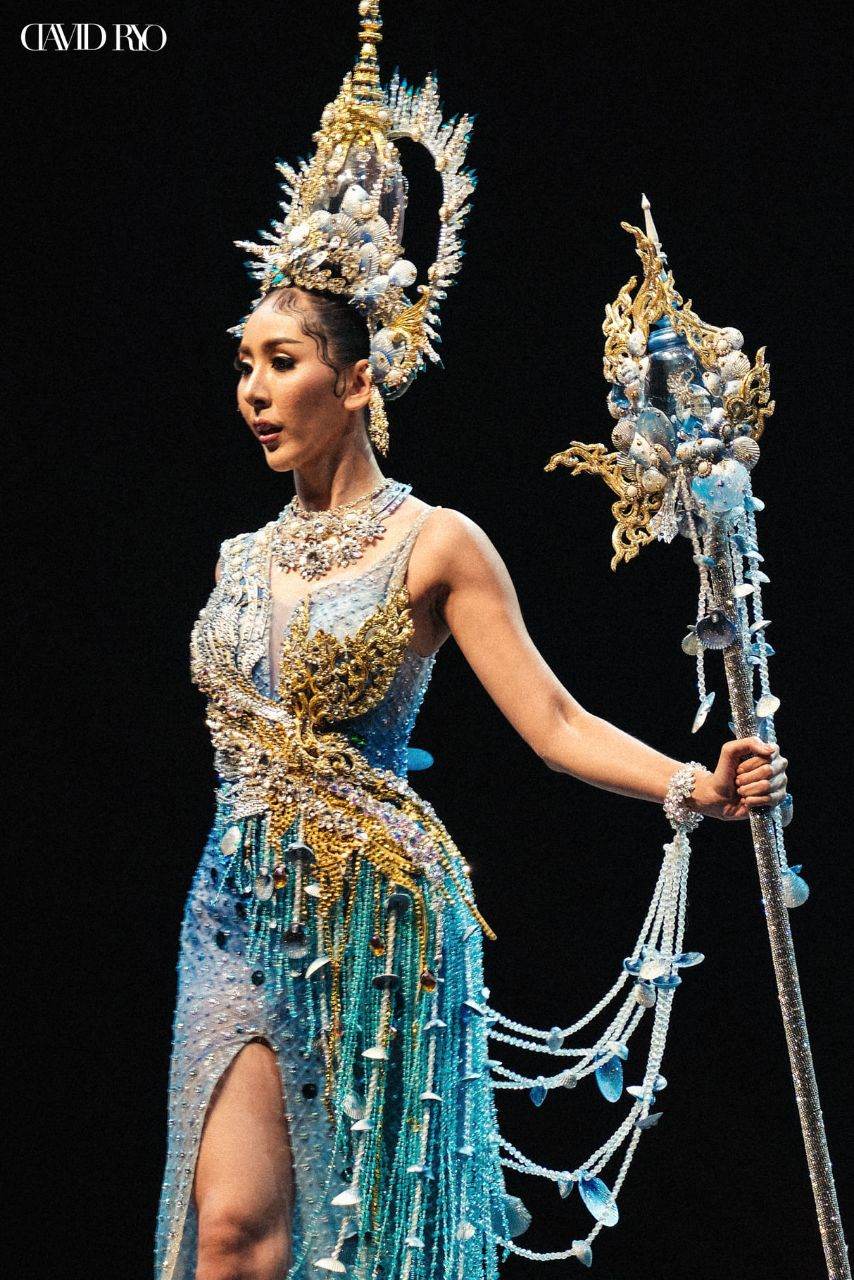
left=229, top=1, right=476, bottom=452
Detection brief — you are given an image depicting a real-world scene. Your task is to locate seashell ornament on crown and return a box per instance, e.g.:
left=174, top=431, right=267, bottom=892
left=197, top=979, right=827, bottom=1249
left=546, top=195, right=774, bottom=570
left=227, top=0, right=476, bottom=455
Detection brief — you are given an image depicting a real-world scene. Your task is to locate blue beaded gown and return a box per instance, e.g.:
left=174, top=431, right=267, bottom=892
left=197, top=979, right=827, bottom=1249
left=155, top=504, right=528, bottom=1278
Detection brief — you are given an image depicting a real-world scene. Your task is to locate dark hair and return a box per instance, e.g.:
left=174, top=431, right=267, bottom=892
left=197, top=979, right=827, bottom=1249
left=264, top=287, right=370, bottom=398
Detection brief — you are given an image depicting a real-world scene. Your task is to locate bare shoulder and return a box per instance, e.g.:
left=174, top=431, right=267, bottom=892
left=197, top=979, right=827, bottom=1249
left=410, top=504, right=504, bottom=588
left=412, top=504, right=488, bottom=549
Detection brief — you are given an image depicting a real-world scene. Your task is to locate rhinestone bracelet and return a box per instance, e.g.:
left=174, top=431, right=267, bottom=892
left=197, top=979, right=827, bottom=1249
left=663, top=761, right=709, bottom=832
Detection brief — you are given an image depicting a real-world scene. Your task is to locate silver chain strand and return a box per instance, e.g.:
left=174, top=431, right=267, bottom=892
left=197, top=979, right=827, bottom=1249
left=492, top=830, right=694, bottom=1263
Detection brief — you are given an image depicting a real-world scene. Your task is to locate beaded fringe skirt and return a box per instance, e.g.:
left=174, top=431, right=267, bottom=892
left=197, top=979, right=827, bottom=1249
left=154, top=798, right=517, bottom=1279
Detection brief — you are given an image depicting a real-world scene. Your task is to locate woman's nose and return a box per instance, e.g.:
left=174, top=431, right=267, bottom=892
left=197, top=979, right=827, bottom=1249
left=243, top=368, right=271, bottom=406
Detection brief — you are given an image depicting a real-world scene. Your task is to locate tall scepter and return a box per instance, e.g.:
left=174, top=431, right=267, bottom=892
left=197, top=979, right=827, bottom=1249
left=546, top=198, right=849, bottom=1279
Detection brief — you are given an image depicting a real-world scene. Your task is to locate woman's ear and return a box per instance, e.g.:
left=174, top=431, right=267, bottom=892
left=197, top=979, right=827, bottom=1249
left=342, top=358, right=372, bottom=413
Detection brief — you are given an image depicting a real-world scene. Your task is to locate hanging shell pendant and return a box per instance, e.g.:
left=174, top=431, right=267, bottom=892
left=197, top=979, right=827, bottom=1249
left=578, top=1172, right=619, bottom=1226
left=692, top=690, right=716, bottom=732
left=286, top=841, right=316, bottom=864
left=681, top=629, right=702, bottom=656
left=529, top=1081, right=547, bottom=1107
left=594, top=1054, right=624, bottom=1102
left=696, top=609, right=738, bottom=649
left=254, top=869, right=275, bottom=901
left=634, top=980, right=657, bottom=1007
left=635, top=1111, right=664, bottom=1130
left=756, top=693, right=781, bottom=717
left=330, top=1185, right=360, bottom=1207
left=571, top=1239, right=594, bottom=1267
left=342, top=1091, right=364, bottom=1121
left=220, top=825, right=242, bottom=857
left=782, top=865, right=810, bottom=907
left=283, top=924, right=309, bottom=959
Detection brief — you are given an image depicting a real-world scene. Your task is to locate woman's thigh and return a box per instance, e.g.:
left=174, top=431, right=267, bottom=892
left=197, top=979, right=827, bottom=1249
left=193, top=1038, right=295, bottom=1236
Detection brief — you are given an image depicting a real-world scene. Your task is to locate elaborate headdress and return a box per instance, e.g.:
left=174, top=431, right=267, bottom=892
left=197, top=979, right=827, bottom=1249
left=228, top=0, right=476, bottom=454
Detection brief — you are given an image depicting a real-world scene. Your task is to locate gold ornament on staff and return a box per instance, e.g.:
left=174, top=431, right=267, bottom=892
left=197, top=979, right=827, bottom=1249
left=546, top=197, right=850, bottom=1279
left=546, top=195, right=773, bottom=570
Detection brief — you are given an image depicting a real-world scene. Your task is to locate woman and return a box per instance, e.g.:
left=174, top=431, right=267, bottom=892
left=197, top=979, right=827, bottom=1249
left=155, top=6, right=786, bottom=1276
left=154, top=284, right=786, bottom=1280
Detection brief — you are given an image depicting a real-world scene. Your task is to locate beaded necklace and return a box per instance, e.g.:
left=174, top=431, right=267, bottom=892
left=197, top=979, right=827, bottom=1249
left=270, top=476, right=412, bottom=582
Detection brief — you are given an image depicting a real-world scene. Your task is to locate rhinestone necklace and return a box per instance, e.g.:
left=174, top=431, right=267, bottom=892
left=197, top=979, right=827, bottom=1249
left=270, top=477, right=412, bottom=581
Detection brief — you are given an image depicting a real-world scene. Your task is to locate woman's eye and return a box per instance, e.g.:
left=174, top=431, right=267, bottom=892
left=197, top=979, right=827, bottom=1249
left=232, top=355, right=293, bottom=374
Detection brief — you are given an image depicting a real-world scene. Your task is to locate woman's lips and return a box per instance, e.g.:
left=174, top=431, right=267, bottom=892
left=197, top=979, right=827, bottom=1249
left=254, top=422, right=282, bottom=444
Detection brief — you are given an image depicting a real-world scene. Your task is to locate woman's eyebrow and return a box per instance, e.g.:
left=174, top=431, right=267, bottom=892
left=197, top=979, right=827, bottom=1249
left=236, top=336, right=303, bottom=356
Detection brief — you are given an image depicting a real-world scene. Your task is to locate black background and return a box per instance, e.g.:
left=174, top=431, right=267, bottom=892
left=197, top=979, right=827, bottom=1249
left=6, top=2, right=852, bottom=1277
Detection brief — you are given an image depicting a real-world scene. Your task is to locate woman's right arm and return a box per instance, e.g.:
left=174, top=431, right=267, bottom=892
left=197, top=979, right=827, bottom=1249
left=427, top=509, right=785, bottom=821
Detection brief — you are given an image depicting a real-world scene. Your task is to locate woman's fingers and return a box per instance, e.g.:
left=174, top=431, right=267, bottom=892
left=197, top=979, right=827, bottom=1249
left=717, top=739, right=789, bottom=818
left=738, top=778, right=784, bottom=797
left=740, top=781, right=788, bottom=807
left=737, top=755, right=788, bottom=786
left=735, top=744, right=782, bottom=769
left=743, top=791, right=786, bottom=808
left=722, top=737, right=774, bottom=764
left=737, top=763, right=773, bottom=784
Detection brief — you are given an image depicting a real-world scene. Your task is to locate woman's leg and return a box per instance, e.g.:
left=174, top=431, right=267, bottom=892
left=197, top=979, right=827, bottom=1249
left=193, top=1039, right=295, bottom=1280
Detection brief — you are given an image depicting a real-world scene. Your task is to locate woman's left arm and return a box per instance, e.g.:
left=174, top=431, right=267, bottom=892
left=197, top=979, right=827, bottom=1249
left=424, top=510, right=787, bottom=822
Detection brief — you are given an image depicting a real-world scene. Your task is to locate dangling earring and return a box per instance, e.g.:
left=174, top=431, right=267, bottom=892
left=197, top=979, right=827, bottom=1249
left=368, top=385, right=390, bottom=456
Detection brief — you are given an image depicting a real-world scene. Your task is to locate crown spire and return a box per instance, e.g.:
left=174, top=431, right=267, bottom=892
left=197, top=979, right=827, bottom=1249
left=641, top=193, right=662, bottom=252
left=353, top=0, right=383, bottom=104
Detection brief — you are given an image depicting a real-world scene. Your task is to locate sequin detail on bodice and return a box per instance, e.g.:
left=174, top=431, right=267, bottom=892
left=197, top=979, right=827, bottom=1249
left=191, top=507, right=437, bottom=779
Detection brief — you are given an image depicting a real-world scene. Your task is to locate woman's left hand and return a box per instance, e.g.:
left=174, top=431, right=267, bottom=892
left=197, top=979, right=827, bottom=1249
left=691, top=737, right=789, bottom=821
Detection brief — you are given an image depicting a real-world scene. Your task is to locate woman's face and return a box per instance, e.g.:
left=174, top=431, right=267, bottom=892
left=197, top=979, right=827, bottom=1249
left=234, top=295, right=370, bottom=473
